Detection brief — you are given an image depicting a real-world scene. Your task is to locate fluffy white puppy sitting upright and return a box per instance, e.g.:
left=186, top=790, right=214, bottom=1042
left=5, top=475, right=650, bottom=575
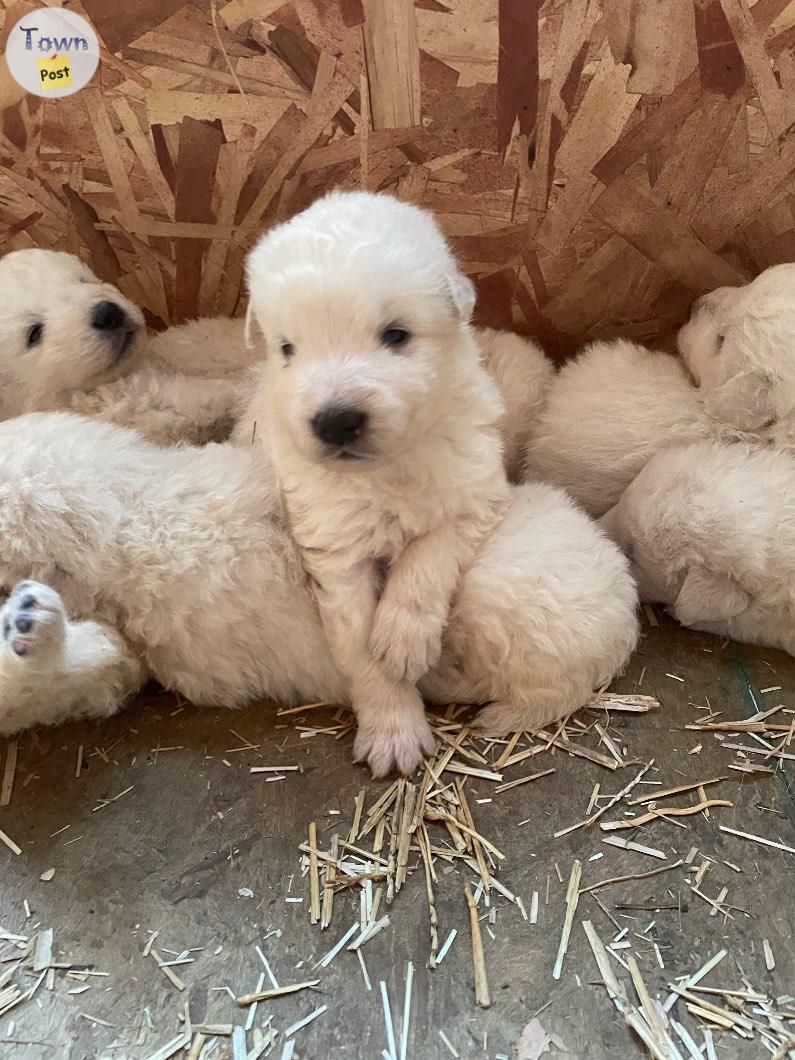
left=0, top=413, right=638, bottom=763
left=526, top=264, right=795, bottom=516
left=0, top=249, right=257, bottom=445
left=601, top=441, right=794, bottom=656
left=245, top=191, right=512, bottom=775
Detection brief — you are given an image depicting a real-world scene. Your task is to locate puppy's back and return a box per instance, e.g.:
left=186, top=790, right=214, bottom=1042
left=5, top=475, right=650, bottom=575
left=525, top=339, right=704, bottom=515
left=609, top=440, right=795, bottom=599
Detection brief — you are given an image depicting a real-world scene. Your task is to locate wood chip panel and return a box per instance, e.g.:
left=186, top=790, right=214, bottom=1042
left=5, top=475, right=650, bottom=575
left=1, top=0, right=793, bottom=354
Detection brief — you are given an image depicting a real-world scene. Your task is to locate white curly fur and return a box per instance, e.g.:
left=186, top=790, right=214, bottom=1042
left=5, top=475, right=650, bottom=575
left=0, top=249, right=257, bottom=445
left=601, top=440, right=794, bottom=656
left=0, top=412, right=639, bottom=767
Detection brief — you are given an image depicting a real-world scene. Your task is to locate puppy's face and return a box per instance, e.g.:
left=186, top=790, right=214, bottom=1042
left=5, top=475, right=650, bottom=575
left=678, top=264, right=795, bottom=391
left=0, top=250, right=145, bottom=415
left=678, top=284, right=739, bottom=390
left=246, top=192, right=475, bottom=468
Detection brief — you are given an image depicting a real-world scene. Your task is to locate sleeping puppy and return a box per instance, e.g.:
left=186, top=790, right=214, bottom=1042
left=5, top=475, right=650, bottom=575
left=525, top=339, right=705, bottom=516
left=678, top=262, right=795, bottom=451
left=601, top=440, right=794, bottom=657
left=526, top=264, right=795, bottom=516
left=0, top=249, right=256, bottom=445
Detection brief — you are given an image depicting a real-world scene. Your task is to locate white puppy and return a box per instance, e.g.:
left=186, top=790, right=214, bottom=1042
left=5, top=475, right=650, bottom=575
left=526, top=265, right=795, bottom=515
left=678, top=262, right=795, bottom=450
left=0, top=249, right=257, bottom=445
left=0, top=413, right=638, bottom=752
left=525, top=340, right=706, bottom=516
left=244, top=191, right=512, bottom=775
left=601, top=441, right=794, bottom=656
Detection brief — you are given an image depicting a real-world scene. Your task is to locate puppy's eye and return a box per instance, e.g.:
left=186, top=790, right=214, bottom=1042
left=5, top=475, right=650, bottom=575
left=281, top=341, right=295, bottom=359
left=381, top=326, right=411, bottom=350
left=26, top=323, right=43, bottom=348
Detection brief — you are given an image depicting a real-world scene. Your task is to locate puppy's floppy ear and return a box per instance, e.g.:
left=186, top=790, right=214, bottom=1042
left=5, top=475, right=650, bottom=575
left=703, top=369, right=776, bottom=431
left=673, top=564, right=750, bottom=626
left=445, top=268, right=476, bottom=323
left=244, top=303, right=264, bottom=350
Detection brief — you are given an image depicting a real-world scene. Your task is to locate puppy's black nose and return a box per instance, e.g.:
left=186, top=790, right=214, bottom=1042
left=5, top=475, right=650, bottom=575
left=91, top=300, right=126, bottom=331
left=311, top=406, right=368, bottom=447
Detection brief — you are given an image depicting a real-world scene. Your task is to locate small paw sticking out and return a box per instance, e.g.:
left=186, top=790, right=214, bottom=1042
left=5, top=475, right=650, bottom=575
left=1, top=582, right=67, bottom=660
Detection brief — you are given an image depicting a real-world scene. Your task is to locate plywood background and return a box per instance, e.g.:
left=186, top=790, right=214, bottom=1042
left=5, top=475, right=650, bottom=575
left=1, top=0, right=793, bottom=359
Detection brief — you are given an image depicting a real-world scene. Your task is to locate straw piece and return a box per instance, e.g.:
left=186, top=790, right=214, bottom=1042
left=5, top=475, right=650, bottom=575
left=0, top=828, right=21, bottom=857
left=150, top=948, right=185, bottom=992
left=495, top=768, right=555, bottom=793
left=464, top=884, right=490, bottom=1008
left=399, top=962, right=413, bottom=1060
left=380, top=980, right=398, bottom=1060
left=237, top=980, right=320, bottom=1007
left=321, top=835, right=339, bottom=928
left=0, top=740, right=17, bottom=807
left=602, top=836, right=666, bottom=860
left=602, top=798, right=732, bottom=831
left=628, top=776, right=728, bottom=805
left=283, top=1005, right=327, bottom=1038
left=552, top=862, right=581, bottom=980
left=580, top=860, right=683, bottom=895
left=308, top=822, right=320, bottom=925
left=718, top=826, right=795, bottom=855
left=348, top=789, right=366, bottom=843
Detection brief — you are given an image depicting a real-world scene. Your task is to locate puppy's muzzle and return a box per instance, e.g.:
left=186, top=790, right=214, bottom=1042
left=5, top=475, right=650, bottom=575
left=311, top=405, right=368, bottom=449
left=91, top=300, right=127, bottom=331
left=91, top=300, right=139, bottom=365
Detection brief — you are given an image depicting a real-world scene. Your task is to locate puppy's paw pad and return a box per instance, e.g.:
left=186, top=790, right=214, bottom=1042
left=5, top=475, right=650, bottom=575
left=370, top=606, right=442, bottom=684
left=353, top=718, right=435, bottom=778
left=2, top=583, right=66, bottom=659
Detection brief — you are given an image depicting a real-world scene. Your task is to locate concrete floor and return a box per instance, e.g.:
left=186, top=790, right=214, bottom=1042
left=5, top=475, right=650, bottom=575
left=0, top=614, right=793, bottom=1059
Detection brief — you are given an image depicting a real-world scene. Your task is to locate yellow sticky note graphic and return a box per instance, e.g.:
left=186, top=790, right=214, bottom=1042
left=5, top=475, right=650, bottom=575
left=37, top=54, right=72, bottom=91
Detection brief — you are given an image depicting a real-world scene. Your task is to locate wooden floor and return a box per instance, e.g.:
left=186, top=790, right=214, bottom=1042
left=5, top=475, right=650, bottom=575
left=1, top=615, right=793, bottom=1060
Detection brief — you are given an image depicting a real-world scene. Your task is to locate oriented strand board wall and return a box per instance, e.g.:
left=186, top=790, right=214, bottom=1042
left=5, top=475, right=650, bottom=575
left=1, top=0, right=793, bottom=358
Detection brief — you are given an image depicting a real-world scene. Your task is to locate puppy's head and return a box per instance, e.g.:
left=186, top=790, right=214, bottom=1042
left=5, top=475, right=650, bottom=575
left=678, top=263, right=795, bottom=431
left=245, top=191, right=476, bottom=467
left=0, top=249, right=145, bottom=417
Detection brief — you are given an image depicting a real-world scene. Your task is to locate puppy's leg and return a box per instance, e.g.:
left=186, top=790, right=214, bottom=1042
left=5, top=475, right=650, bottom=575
left=0, top=582, right=145, bottom=734
left=314, top=563, right=435, bottom=777
left=672, top=563, right=751, bottom=627
left=370, top=522, right=463, bottom=684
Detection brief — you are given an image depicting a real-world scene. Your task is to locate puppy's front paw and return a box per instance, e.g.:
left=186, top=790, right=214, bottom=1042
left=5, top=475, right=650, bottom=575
left=370, top=604, right=442, bottom=684
left=2, top=582, right=67, bottom=661
left=353, top=713, right=435, bottom=778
